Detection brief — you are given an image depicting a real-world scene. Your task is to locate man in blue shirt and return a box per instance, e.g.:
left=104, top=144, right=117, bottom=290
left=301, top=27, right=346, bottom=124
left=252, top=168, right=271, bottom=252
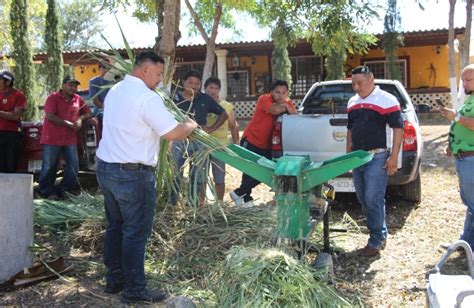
left=89, top=61, right=112, bottom=127
left=171, top=70, right=228, bottom=206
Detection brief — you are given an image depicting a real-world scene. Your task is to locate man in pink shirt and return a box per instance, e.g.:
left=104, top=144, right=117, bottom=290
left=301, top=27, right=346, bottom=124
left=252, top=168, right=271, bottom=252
left=0, top=70, right=27, bottom=173
left=39, top=76, right=92, bottom=200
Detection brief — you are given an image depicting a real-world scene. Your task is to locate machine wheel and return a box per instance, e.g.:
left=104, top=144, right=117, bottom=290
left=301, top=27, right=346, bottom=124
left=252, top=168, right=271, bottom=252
left=399, top=173, right=421, bottom=204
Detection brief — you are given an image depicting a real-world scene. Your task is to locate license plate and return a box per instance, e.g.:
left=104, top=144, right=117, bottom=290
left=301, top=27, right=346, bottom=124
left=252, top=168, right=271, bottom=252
left=28, top=160, right=42, bottom=173
left=328, top=178, right=355, bottom=192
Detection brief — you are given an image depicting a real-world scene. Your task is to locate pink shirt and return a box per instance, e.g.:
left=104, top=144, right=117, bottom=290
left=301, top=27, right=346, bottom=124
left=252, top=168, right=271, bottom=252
left=40, top=91, right=90, bottom=146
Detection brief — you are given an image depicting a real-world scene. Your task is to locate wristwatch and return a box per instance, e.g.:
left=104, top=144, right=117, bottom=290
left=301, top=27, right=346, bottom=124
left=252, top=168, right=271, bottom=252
left=454, top=113, right=461, bottom=122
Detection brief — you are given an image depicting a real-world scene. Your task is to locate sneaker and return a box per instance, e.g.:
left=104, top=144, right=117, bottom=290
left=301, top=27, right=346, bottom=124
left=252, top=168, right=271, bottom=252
left=241, top=200, right=254, bottom=208
left=121, top=288, right=168, bottom=304
left=229, top=191, right=244, bottom=207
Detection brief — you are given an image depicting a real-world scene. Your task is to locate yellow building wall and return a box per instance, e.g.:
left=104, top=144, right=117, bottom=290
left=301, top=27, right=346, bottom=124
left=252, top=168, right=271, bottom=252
left=347, top=44, right=460, bottom=89
left=73, top=64, right=100, bottom=91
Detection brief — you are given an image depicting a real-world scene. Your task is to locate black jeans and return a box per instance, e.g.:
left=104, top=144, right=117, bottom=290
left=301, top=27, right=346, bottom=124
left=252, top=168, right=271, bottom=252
left=0, top=131, right=21, bottom=173
left=234, top=138, right=271, bottom=202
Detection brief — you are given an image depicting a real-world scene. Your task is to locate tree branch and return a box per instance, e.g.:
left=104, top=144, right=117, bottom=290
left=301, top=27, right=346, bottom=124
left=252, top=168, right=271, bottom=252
left=184, top=0, right=209, bottom=43
left=209, top=2, right=222, bottom=43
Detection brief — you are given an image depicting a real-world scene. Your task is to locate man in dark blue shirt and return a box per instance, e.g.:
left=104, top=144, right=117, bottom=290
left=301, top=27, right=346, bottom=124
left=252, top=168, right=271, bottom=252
left=171, top=70, right=228, bottom=206
left=89, top=61, right=112, bottom=128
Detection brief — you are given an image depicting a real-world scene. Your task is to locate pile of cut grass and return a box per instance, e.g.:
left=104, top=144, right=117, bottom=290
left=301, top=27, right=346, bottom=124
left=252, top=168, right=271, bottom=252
left=216, top=246, right=353, bottom=307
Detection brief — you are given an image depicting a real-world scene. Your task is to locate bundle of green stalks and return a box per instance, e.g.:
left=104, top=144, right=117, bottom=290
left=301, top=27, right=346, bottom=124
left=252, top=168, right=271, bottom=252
left=216, top=246, right=353, bottom=308
left=33, top=193, right=104, bottom=230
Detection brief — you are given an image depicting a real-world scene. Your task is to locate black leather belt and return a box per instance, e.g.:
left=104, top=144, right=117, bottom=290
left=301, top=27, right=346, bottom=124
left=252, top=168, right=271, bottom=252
left=454, top=151, right=474, bottom=159
left=120, top=163, right=154, bottom=171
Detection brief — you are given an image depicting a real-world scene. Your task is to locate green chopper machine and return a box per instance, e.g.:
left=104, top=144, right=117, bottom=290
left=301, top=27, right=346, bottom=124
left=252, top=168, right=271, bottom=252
left=212, top=144, right=373, bottom=251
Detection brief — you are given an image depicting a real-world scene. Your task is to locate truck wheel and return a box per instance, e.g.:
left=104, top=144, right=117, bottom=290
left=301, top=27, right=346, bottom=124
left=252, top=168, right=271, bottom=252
left=400, top=173, right=421, bottom=204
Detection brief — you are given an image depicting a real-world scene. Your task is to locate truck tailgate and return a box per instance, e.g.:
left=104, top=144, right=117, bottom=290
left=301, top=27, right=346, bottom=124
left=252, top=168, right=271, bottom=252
left=281, top=114, right=347, bottom=162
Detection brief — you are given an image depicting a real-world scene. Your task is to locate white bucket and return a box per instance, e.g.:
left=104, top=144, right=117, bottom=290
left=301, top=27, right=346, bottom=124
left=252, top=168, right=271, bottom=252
left=0, top=173, right=33, bottom=283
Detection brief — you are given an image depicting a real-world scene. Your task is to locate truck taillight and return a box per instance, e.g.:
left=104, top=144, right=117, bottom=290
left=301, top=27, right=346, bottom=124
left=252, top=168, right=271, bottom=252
left=272, top=117, right=282, bottom=151
left=85, top=126, right=97, bottom=147
left=403, top=120, right=417, bottom=151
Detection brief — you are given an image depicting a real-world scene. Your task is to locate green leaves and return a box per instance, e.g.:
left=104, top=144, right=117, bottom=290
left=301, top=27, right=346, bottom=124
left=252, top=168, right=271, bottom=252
left=250, top=0, right=378, bottom=81
left=10, top=0, right=39, bottom=120
left=45, top=0, right=64, bottom=93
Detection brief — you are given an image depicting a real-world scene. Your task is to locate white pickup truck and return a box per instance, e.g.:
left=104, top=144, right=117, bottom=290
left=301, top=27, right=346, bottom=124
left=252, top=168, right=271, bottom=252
left=271, top=79, right=425, bottom=203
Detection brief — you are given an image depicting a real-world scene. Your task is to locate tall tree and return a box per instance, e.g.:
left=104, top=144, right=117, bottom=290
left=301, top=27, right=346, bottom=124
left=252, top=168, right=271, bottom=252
left=271, top=22, right=292, bottom=89
left=101, top=0, right=181, bottom=86
left=304, top=0, right=377, bottom=80
left=155, top=0, right=181, bottom=86
left=184, top=0, right=254, bottom=86
left=448, top=0, right=472, bottom=110
left=1, top=0, right=47, bottom=55
left=448, top=0, right=458, bottom=109
left=9, top=0, right=38, bottom=120
left=252, top=0, right=376, bottom=81
left=61, top=0, right=103, bottom=50
left=45, top=0, right=64, bottom=93
left=382, top=0, right=402, bottom=81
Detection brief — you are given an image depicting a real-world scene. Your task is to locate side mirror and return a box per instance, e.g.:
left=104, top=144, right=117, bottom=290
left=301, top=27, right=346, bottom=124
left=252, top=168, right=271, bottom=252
left=415, top=103, right=431, bottom=113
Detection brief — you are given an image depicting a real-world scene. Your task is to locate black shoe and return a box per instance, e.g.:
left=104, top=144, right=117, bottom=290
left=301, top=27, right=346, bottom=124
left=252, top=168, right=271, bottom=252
left=104, top=282, right=123, bottom=294
left=121, top=288, right=168, bottom=304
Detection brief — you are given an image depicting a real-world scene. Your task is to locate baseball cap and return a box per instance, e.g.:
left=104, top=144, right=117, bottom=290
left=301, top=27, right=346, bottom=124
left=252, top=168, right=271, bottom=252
left=351, top=66, right=372, bottom=75
left=0, top=70, right=15, bottom=81
left=63, top=76, right=81, bottom=85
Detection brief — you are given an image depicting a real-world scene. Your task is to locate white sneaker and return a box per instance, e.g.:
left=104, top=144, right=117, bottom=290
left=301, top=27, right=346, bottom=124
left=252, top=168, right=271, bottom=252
left=241, top=200, right=254, bottom=208
left=229, top=191, right=244, bottom=207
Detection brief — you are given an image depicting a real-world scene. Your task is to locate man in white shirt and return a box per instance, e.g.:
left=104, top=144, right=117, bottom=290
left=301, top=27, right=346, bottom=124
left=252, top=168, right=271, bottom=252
left=96, top=51, right=197, bottom=304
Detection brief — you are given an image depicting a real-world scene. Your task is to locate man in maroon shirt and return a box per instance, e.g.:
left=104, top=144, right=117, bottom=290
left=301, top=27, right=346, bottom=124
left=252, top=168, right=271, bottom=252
left=39, top=76, right=92, bottom=199
left=0, top=70, right=27, bottom=173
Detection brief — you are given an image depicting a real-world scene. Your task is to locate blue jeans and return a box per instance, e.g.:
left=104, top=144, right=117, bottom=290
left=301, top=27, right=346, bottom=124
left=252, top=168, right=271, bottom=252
left=39, top=144, right=79, bottom=197
left=96, top=159, right=156, bottom=297
left=171, top=140, right=207, bottom=206
left=210, top=157, right=225, bottom=185
left=455, top=156, right=474, bottom=250
left=352, top=151, right=390, bottom=249
left=234, top=138, right=272, bottom=202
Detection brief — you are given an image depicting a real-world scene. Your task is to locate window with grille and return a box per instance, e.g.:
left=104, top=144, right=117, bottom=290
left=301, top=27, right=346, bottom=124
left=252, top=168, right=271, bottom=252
left=363, top=59, right=407, bottom=87
left=290, top=56, right=323, bottom=96
left=227, top=70, right=249, bottom=98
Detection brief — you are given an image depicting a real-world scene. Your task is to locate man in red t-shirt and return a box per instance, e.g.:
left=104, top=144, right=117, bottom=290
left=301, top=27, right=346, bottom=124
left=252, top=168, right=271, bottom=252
left=230, top=80, right=296, bottom=206
left=38, top=76, right=92, bottom=199
left=0, top=70, right=27, bottom=173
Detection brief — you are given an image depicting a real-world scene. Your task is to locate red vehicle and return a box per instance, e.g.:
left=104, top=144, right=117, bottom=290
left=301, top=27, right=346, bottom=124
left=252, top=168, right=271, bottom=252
left=16, top=117, right=101, bottom=178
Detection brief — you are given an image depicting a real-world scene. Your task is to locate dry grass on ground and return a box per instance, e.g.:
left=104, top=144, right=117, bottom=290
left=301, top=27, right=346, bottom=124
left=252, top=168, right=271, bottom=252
left=0, top=115, right=470, bottom=307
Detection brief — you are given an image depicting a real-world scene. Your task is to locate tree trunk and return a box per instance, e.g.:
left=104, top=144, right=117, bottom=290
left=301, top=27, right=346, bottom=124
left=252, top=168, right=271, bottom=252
left=184, top=0, right=222, bottom=89
left=455, top=0, right=472, bottom=108
left=154, top=0, right=181, bottom=87
left=203, top=43, right=216, bottom=85
left=325, top=46, right=346, bottom=81
left=459, top=0, right=472, bottom=71
left=448, top=0, right=458, bottom=109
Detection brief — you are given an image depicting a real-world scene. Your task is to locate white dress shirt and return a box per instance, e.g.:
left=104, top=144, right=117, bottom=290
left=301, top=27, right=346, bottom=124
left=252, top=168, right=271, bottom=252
left=97, top=75, right=178, bottom=166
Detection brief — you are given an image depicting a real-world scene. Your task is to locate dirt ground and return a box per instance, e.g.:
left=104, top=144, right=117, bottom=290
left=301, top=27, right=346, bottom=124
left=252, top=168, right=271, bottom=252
left=0, top=115, right=469, bottom=307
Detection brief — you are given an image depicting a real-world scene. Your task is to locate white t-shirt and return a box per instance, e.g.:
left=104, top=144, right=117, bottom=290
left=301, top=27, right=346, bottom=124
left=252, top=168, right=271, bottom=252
left=97, top=75, right=178, bottom=166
